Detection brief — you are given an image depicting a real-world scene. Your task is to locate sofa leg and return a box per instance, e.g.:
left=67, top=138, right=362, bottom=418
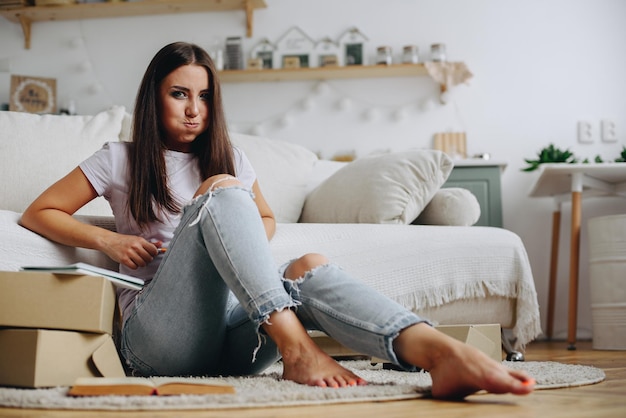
left=501, top=329, right=525, bottom=361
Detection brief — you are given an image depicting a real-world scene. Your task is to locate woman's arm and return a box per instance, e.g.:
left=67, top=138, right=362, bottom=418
left=251, top=180, right=276, bottom=240
left=20, top=167, right=160, bottom=269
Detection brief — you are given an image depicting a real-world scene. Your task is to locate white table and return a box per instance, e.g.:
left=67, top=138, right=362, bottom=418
left=529, top=163, right=626, bottom=349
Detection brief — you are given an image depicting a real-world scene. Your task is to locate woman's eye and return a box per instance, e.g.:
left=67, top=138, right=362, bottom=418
left=200, top=92, right=210, bottom=101
left=171, top=90, right=187, bottom=99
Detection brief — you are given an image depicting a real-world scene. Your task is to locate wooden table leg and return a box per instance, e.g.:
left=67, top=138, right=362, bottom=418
left=567, top=190, right=582, bottom=350
left=547, top=208, right=561, bottom=340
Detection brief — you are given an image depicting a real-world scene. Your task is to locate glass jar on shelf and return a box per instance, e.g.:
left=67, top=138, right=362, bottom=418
left=376, top=46, right=392, bottom=65
left=430, top=43, right=447, bottom=62
left=402, top=45, right=419, bottom=64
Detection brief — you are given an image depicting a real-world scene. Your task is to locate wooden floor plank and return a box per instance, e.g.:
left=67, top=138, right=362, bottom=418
left=0, top=341, right=624, bottom=418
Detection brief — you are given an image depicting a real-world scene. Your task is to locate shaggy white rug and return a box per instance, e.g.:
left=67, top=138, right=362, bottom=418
left=0, top=361, right=605, bottom=411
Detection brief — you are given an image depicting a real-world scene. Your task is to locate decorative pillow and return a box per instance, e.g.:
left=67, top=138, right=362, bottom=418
left=230, top=133, right=318, bottom=223
left=306, top=159, right=347, bottom=195
left=300, top=150, right=453, bottom=224
left=0, top=106, right=125, bottom=216
left=413, top=187, right=481, bottom=226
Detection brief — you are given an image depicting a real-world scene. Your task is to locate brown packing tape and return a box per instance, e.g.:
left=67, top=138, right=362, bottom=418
left=0, top=328, right=38, bottom=388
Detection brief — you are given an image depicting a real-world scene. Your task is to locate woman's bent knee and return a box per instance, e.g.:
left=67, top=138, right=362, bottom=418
left=194, top=174, right=241, bottom=197
left=284, top=253, right=329, bottom=280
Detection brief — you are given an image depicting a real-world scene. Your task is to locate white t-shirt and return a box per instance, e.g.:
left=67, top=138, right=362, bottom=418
left=80, top=141, right=256, bottom=318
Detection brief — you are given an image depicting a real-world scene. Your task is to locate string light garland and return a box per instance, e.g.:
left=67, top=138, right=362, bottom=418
left=230, top=80, right=448, bottom=136
left=65, top=22, right=115, bottom=106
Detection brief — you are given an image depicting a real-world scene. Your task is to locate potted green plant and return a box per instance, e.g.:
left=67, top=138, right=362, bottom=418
left=522, top=144, right=626, bottom=172
left=522, top=144, right=577, bottom=172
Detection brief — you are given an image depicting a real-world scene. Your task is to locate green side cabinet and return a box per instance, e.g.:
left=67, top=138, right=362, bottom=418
left=442, top=162, right=505, bottom=227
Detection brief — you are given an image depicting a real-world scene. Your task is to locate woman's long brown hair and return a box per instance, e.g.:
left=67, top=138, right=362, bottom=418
left=128, top=42, right=235, bottom=228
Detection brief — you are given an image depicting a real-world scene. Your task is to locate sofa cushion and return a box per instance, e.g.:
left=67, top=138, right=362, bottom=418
left=230, top=133, right=318, bottom=223
left=0, top=106, right=126, bottom=216
left=300, top=150, right=453, bottom=224
left=414, top=187, right=481, bottom=226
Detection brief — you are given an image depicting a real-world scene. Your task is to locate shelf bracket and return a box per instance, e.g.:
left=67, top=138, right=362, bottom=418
left=18, top=14, right=32, bottom=50
left=245, top=0, right=254, bottom=37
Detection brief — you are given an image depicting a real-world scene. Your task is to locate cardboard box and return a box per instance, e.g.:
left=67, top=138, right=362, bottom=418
left=311, top=323, right=503, bottom=363
left=435, top=324, right=502, bottom=362
left=0, top=271, right=116, bottom=334
left=0, top=328, right=126, bottom=388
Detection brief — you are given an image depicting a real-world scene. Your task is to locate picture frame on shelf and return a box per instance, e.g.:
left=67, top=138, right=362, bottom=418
left=9, top=75, right=56, bottom=114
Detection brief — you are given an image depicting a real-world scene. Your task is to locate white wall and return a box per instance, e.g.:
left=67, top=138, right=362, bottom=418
left=1, top=0, right=625, bottom=340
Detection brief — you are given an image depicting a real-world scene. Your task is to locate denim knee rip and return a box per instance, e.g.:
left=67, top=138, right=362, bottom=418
left=187, top=176, right=250, bottom=227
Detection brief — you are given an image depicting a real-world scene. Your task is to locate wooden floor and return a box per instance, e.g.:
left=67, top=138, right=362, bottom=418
left=1, top=340, right=625, bottom=418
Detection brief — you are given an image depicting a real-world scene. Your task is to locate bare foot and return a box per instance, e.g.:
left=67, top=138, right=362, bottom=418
left=281, top=342, right=367, bottom=388
left=262, top=309, right=366, bottom=388
left=428, top=343, right=535, bottom=399
left=394, top=323, right=535, bottom=399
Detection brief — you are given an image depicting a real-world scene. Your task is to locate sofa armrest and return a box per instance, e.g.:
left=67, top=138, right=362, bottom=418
left=0, top=210, right=117, bottom=272
left=413, top=188, right=481, bottom=226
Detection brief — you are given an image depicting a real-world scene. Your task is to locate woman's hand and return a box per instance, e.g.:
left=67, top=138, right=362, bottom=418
left=20, top=167, right=163, bottom=270
left=102, top=235, right=163, bottom=270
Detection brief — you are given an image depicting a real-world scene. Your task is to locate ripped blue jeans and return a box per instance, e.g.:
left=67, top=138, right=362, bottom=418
left=120, top=186, right=426, bottom=377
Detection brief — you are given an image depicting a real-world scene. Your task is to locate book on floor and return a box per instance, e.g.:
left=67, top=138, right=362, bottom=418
left=20, top=262, right=144, bottom=291
left=67, top=376, right=236, bottom=396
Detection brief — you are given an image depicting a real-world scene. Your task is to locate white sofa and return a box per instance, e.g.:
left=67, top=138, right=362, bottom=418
left=0, top=106, right=542, bottom=353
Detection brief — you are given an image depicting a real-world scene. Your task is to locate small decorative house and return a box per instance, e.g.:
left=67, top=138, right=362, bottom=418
left=250, top=38, right=276, bottom=69
left=337, top=27, right=369, bottom=66
left=274, top=26, right=315, bottom=69
left=314, top=37, right=341, bottom=67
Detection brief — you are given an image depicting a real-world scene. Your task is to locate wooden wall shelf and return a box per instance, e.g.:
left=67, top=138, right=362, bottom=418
left=0, top=0, right=267, bottom=49
left=219, top=63, right=432, bottom=83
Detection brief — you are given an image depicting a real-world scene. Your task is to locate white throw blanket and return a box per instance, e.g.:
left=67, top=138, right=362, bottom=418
left=271, top=223, right=541, bottom=348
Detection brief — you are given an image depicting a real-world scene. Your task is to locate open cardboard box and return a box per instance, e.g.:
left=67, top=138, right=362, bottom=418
left=311, top=323, right=503, bottom=363
left=0, top=328, right=126, bottom=388
left=0, top=271, right=116, bottom=334
left=0, top=328, right=125, bottom=388
left=435, top=324, right=502, bottom=362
